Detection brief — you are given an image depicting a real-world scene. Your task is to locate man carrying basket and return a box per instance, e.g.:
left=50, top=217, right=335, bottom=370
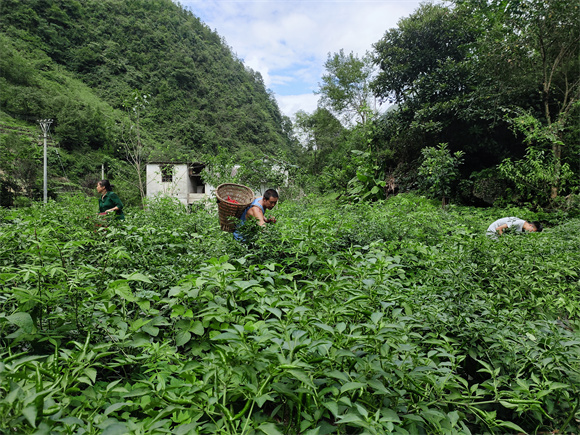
left=233, top=189, right=279, bottom=241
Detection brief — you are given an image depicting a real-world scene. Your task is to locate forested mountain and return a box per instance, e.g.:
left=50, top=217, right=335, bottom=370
left=0, top=0, right=297, bottom=205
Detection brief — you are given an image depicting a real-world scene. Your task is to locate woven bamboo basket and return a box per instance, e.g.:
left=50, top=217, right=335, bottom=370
left=216, top=183, right=254, bottom=232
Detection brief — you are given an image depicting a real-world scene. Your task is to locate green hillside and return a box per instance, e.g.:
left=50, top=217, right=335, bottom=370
left=0, top=0, right=297, bottom=205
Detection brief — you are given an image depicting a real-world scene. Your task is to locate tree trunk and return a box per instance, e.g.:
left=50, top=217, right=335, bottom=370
left=551, top=141, right=561, bottom=199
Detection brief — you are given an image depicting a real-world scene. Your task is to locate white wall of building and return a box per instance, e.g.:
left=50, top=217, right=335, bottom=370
left=146, top=163, right=211, bottom=206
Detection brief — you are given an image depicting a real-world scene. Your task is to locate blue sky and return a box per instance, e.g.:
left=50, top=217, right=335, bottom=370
left=180, top=1, right=434, bottom=118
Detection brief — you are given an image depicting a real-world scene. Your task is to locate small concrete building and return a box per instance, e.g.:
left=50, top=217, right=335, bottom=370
left=146, top=162, right=211, bottom=206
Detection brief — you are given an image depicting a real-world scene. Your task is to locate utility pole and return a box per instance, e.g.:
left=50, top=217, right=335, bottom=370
left=39, top=119, right=53, bottom=204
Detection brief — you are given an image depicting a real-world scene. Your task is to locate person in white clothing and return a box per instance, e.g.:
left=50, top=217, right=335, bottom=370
left=486, top=217, right=542, bottom=238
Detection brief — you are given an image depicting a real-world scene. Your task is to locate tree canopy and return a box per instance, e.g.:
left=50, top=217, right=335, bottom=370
left=367, top=0, right=579, bottom=205
left=317, top=50, right=377, bottom=125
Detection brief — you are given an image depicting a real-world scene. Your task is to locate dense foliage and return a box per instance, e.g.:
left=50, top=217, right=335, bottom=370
left=0, top=0, right=298, bottom=205
left=1, top=195, right=579, bottom=434
left=303, top=0, right=579, bottom=207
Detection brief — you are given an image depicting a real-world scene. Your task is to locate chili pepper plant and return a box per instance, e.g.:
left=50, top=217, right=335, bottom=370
left=0, top=193, right=578, bottom=434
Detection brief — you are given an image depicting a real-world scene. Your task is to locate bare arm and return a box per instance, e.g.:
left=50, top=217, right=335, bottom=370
left=495, top=224, right=509, bottom=235
left=245, top=205, right=266, bottom=226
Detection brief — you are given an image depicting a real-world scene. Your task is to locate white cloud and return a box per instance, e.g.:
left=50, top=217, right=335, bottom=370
left=276, top=93, right=321, bottom=119
left=180, top=0, right=433, bottom=117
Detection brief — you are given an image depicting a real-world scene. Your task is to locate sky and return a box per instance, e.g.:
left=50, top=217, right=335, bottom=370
left=180, top=0, right=432, bottom=119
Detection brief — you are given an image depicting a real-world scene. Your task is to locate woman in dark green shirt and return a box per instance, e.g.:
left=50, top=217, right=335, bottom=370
left=96, top=180, right=125, bottom=220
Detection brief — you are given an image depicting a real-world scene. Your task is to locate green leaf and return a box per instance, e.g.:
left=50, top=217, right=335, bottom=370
left=211, top=332, right=240, bottom=341
left=357, top=172, right=368, bottom=182
left=101, top=423, right=129, bottom=435
left=421, top=409, right=445, bottom=423
left=104, top=402, right=129, bottom=416
left=129, top=333, right=150, bottom=347
left=355, top=402, right=368, bottom=419
left=370, top=312, right=383, bottom=324
left=313, top=322, right=334, bottom=333
left=326, top=370, right=349, bottom=382
left=137, top=300, right=150, bottom=311
left=367, top=379, right=389, bottom=394
left=121, top=272, right=152, bottom=283
left=114, top=283, right=136, bottom=302
left=258, top=422, right=284, bottom=435
left=142, top=324, right=160, bottom=336
left=7, top=312, right=36, bottom=333
left=190, top=321, right=204, bottom=336
left=255, top=394, right=274, bottom=407
left=336, top=413, right=364, bottom=424
left=447, top=410, right=460, bottom=427
left=234, top=280, right=259, bottom=290
left=287, top=369, right=315, bottom=389
left=497, top=420, right=527, bottom=433
left=499, top=400, right=519, bottom=409
left=22, top=405, right=37, bottom=428
left=381, top=408, right=402, bottom=423
left=561, top=340, right=580, bottom=346
left=105, top=379, right=123, bottom=392
left=77, top=376, right=93, bottom=386
left=168, top=286, right=186, bottom=297
left=340, top=382, right=366, bottom=393
left=60, top=417, right=84, bottom=425
left=83, top=368, right=97, bottom=384
left=130, top=317, right=153, bottom=332
left=322, top=401, right=339, bottom=418
left=266, top=307, right=282, bottom=319
left=176, top=330, right=191, bottom=346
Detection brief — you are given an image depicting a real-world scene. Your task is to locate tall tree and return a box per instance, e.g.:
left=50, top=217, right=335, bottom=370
left=317, top=50, right=377, bottom=125
left=371, top=3, right=496, bottom=169
left=372, top=3, right=476, bottom=109
left=454, top=0, right=580, bottom=198
left=294, top=108, right=346, bottom=175
left=121, top=90, right=150, bottom=207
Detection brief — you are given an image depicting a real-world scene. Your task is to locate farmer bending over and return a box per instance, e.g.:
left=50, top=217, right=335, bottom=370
left=486, top=217, right=542, bottom=239
left=234, top=189, right=279, bottom=241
